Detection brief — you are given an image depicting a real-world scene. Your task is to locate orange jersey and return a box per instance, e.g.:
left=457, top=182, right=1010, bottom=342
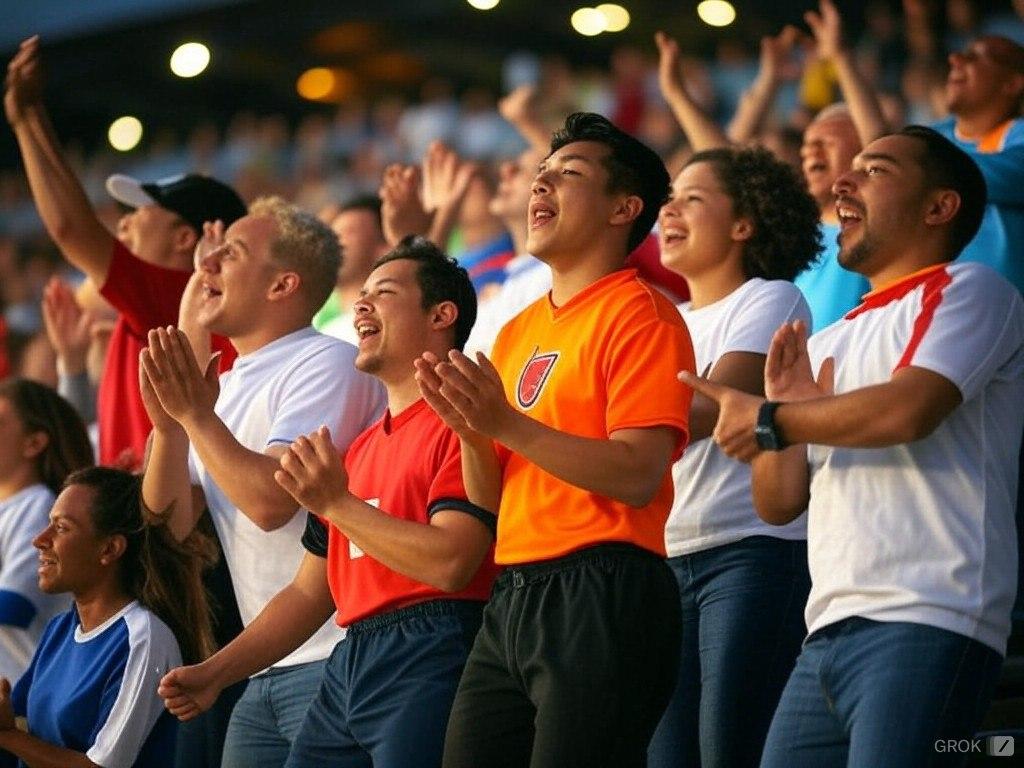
left=491, top=268, right=695, bottom=564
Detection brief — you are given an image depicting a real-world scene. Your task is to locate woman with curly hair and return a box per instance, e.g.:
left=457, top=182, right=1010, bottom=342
left=0, top=466, right=215, bottom=768
left=649, top=147, right=822, bottom=768
left=0, top=380, right=92, bottom=686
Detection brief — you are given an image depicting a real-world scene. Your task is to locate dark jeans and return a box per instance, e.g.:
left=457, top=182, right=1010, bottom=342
left=760, top=617, right=1003, bottom=768
left=285, top=599, right=483, bottom=768
left=649, top=536, right=811, bottom=768
left=442, top=543, right=682, bottom=768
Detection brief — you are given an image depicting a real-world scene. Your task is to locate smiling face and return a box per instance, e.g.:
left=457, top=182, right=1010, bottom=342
left=831, top=134, right=931, bottom=276
left=353, top=258, right=437, bottom=382
left=800, top=117, right=862, bottom=210
left=115, top=204, right=196, bottom=270
left=526, top=140, right=627, bottom=264
left=658, top=161, right=744, bottom=281
left=490, top=147, right=548, bottom=230
left=195, top=214, right=283, bottom=338
left=945, top=36, right=1024, bottom=116
left=33, top=484, right=106, bottom=595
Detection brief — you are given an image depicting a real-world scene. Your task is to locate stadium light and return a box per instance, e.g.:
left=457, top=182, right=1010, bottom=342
left=169, top=42, right=211, bottom=78
left=108, top=116, right=143, bottom=152
left=297, top=68, right=336, bottom=101
left=466, top=0, right=500, bottom=9
left=697, top=0, right=737, bottom=27
left=571, top=7, right=607, bottom=36
left=597, top=4, right=630, bottom=32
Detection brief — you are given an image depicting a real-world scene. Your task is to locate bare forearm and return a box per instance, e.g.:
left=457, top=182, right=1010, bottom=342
left=204, top=581, right=334, bottom=689
left=0, top=728, right=96, bottom=768
left=142, top=429, right=197, bottom=541
left=183, top=414, right=298, bottom=531
left=324, top=497, right=487, bottom=592
left=663, top=89, right=731, bottom=151
left=12, top=108, right=112, bottom=284
left=751, top=447, right=809, bottom=525
left=497, top=412, right=670, bottom=507
left=460, top=435, right=502, bottom=513
left=832, top=51, right=888, bottom=144
left=726, top=76, right=779, bottom=145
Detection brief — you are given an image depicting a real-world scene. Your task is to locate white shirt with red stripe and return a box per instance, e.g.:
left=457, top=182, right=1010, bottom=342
left=805, top=261, right=1024, bottom=655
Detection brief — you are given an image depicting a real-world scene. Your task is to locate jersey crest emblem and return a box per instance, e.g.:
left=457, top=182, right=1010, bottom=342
left=516, top=347, right=559, bottom=410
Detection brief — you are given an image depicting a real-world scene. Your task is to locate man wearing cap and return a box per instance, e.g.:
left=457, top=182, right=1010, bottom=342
left=4, top=35, right=246, bottom=469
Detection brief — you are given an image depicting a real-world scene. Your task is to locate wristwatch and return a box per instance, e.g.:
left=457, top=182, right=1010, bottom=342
left=755, top=401, right=786, bottom=451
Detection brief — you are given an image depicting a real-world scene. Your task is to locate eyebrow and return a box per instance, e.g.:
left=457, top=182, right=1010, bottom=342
left=539, top=153, right=596, bottom=172
left=226, top=237, right=251, bottom=256
left=856, top=152, right=902, bottom=167
left=362, top=277, right=401, bottom=293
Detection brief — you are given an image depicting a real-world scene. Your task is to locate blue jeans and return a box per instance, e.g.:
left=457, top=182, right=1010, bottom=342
left=220, top=659, right=327, bottom=768
left=760, top=617, right=1003, bottom=768
left=648, top=536, right=810, bottom=768
left=285, top=600, right=482, bottom=768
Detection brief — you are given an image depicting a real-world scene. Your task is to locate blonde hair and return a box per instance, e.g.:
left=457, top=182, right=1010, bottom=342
left=248, top=196, right=340, bottom=314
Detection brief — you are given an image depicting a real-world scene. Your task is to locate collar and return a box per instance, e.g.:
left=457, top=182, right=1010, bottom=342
left=845, top=263, right=950, bottom=320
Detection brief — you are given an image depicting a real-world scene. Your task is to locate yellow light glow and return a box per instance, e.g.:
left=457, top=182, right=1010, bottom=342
left=169, top=42, right=210, bottom=78
left=597, top=4, right=630, bottom=32
left=571, top=7, right=607, bottom=36
left=297, top=68, right=337, bottom=101
left=697, top=0, right=736, bottom=27
left=466, top=0, right=500, bottom=9
left=108, top=116, right=143, bottom=152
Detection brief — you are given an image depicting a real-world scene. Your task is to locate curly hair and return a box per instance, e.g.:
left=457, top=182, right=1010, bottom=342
left=685, top=147, right=823, bottom=281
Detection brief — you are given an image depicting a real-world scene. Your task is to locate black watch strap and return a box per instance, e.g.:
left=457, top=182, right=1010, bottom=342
left=755, top=401, right=787, bottom=451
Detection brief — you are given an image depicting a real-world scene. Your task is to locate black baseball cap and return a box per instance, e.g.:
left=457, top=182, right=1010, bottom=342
left=106, top=173, right=247, bottom=233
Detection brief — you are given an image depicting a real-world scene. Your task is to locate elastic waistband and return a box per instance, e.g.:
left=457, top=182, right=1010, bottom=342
left=497, top=542, right=663, bottom=588
left=346, top=598, right=484, bottom=636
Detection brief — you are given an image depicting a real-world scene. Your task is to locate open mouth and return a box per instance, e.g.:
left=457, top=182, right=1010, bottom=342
left=661, top=228, right=688, bottom=245
left=356, top=321, right=380, bottom=342
left=836, top=202, right=864, bottom=230
left=529, top=202, right=556, bottom=229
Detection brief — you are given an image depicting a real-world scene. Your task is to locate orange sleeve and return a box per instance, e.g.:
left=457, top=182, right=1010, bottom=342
left=603, top=312, right=695, bottom=460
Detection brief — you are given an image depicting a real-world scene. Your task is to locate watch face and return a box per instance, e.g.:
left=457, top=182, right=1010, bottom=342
left=755, top=423, right=779, bottom=451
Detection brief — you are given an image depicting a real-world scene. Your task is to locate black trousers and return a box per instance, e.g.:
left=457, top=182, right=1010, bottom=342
left=442, top=543, right=682, bottom=768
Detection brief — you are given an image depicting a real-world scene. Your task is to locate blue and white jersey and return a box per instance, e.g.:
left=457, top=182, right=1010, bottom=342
left=11, top=601, right=180, bottom=768
left=0, top=484, right=69, bottom=683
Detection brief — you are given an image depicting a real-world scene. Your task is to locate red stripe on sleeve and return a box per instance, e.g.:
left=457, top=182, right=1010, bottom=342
left=894, top=268, right=953, bottom=371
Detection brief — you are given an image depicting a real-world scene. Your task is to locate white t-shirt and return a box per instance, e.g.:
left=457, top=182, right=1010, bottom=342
left=464, top=254, right=550, bottom=356
left=0, top=484, right=68, bottom=681
left=189, top=327, right=386, bottom=668
left=320, top=309, right=359, bottom=346
left=805, top=261, right=1024, bottom=655
left=666, top=279, right=811, bottom=557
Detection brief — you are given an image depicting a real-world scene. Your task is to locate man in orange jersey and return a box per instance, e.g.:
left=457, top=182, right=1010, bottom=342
left=417, top=112, right=696, bottom=768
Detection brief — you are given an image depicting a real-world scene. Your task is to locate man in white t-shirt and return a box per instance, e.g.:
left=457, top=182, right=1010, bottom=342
left=139, top=196, right=385, bottom=768
left=685, top=126, right=1024, bottom=767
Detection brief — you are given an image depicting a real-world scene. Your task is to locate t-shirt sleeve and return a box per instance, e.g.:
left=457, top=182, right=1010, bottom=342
left=0, top=491, right=54, bottom=629
left=898, top=266, right=1024, bottom=401
left=719, top=282, right=812, bottom=358
left=87, top=612, right=182, bottom=768
left=99, top=241, right=192, bottom=337
left=301, top=513, right=330, bottom=558
left=425, top=432, right=496, bottom=537
left=266, top=345, right=385, bottom=454
left=604, top=307, right=695, bottom=459
left=960, top=143, right=1024, bottom=206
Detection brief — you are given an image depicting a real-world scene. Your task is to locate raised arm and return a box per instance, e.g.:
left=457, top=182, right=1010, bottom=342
left=276, top=427, right=494, bottom=592
left=655, top=31, right=731, bottom=151
left=159, top=553, right=335, bottom=721
left=4, top=37, right=115, bottom=285
left=142, top=327, right=299, bottom=532
left=806, top=0, right=888, bottom=144
left=498, top=84, right=551, bottom=153
left=727, top=26, right=798, bottom=145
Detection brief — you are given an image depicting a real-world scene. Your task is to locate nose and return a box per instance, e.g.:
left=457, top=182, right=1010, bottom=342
left=831, top=170, right=857, bottom=198
left=530, top=172, right=551, bottom=196
left=354, top=296, right=372, bottom=315
left=948, top=50, right=965, bottom=68
left=32, top=525, right=52, bottom=551
left=198, top=244, right=226, bottom=273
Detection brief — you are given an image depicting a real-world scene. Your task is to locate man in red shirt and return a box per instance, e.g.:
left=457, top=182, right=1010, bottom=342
left=157, top=236, right=500, bottom=768
left=4, top=36, right=244, bottom=468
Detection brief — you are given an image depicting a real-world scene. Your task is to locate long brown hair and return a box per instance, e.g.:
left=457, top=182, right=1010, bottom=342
left=64, top=466, right=216, bottom=664
left=0, top=378, right=93, bottom=493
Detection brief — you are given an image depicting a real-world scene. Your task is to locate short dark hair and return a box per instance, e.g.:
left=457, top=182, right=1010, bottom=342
left=685, top=147, right=823, bottom=281
left=372, top=236, right=477, bottom=350
left=550, top=112, right=670, bottom=252
left=339, top=194, right=384, bottom=232
left=895, top=125, right=986, bottom=258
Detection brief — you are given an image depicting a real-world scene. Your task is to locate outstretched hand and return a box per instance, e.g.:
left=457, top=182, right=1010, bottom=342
left=654, top=31, right=688, bottom=103
left=764, top=319, right=834, bottom=402
left=379, top=163, right=431, bottom=246
left=41, top=277, right=93, bottom=375
left=805, top=0, right=845, bottom=61
left=274, top=426, right=350, bottom=518
left=4, top=36, right=43, bottom=126
left=139, top=327, right=220, bottom=427
left=678, top=371, right=765, bottom=463
left=158, top=664, right=223, bottom=722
